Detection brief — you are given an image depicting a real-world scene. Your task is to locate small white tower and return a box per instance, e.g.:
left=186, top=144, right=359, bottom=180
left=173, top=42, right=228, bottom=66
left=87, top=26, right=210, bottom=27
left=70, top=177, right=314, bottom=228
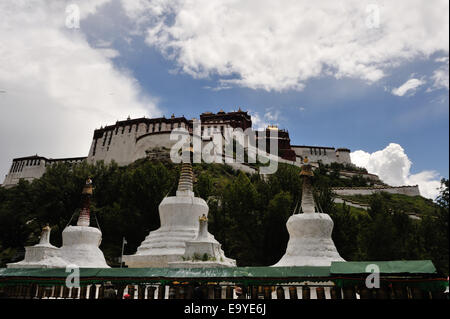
left=7, top=225, right=68, bottom=268
left=123, top=162, right=210, bottom=267
left=168, top=214, right=236, bottom=268
left=124, top=157, right=235, bottom=268
left=59, top=178, right=109, bottom=268
left=273, top=157, right=344, bottom=267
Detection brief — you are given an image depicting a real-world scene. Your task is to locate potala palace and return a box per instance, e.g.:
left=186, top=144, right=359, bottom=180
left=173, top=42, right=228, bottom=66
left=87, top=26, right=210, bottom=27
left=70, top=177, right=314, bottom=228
left=1, top=108, right=420, bottom=197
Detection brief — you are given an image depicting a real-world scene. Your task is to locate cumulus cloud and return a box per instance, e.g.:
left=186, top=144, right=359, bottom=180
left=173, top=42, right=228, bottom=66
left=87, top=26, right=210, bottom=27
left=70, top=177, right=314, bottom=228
left=250, top=108, right=280, bottom=130
left=430, top=57, right=449, bottom=91
left=351, top=143, right=442, bottom=200
left=391, top=78, right=426, bottom=96
left=120, top=0, right=449, bottom=91
left=0, top=1, right=160, bottom=179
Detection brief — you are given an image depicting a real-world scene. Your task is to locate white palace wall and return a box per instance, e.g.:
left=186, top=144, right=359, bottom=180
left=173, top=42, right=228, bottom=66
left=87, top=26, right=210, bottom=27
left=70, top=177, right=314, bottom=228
left=3, top=160, right=46, bottom=186
left=2, top=157, right=85, bottom=188
left=87, top=119, right=190, bottom=166
left=291, top=146, right=352, bottom=165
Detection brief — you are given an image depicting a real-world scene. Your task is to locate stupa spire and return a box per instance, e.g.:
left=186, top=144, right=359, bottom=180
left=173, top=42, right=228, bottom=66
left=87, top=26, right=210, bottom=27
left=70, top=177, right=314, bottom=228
left=299, top=157, right=316, bottom=214
left=177, top=162, right=193, bottom=193
left=77, top=178, right=93, bottom=226
left=38, top=225, right=51, bottom=246
left=196, top=214, right=209, bottom=240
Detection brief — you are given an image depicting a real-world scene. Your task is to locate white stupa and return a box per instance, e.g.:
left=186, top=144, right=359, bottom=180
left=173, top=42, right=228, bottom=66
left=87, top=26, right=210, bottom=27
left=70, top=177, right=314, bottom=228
left=273, top=157, right=344, bottom=267
left=59, top=179, right=109, bottom=268
left=7, top=225, right=68, bottom=268
left=8, top=179, right=109, bottom=268
left=124, top=162, right=234, bottom=268
left=168, top=214, right=236, bottom=268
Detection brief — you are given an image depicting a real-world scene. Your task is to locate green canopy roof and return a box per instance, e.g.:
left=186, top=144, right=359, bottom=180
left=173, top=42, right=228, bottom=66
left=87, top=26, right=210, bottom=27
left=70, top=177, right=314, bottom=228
left=0, top=261, right=438, bottom=280
left=330, top=260, right=437, bottom=275
left=1, top=261, right=445, bottom=289
left=0, top=266, right=331, bottom=283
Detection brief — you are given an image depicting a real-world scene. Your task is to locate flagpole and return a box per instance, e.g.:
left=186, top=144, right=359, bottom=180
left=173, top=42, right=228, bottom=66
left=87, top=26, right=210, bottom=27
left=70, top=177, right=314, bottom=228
left=120, top=237, right=126, bottom=268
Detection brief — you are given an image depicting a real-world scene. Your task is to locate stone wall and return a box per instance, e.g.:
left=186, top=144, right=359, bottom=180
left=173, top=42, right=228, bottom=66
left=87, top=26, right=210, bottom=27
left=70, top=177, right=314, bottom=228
left=338, top=170, right=380, bottom=182
left=332, top=185, right=421, bottom=197
left=291, top=146, right=352, bottom=165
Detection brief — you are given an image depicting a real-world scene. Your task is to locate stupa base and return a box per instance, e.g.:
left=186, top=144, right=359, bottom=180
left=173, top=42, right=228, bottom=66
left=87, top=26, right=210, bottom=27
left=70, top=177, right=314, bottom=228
left=168, top=260, right=236, bottom=268
left=60, top=226, right=109, bottom=268
left=123, top=253, right=186, bottom=268
left=273, top=213, right=344, bottom=267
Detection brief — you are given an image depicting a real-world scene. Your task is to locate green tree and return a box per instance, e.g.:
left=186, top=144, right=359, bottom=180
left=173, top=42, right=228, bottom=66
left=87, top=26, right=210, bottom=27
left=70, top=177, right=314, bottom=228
left=262, top=191, right=292, bottom=265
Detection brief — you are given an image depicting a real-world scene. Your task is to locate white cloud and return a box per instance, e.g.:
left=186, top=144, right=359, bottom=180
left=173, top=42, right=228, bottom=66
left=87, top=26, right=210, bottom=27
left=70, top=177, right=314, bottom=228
left=351, top=143, right=441, bottom=200
left=391, top=78, right=425, bottom=96
left=430, top=57, right=449, bottom=91
left=264, top=110, right=280, bottom=123
left=249, top=112, right=268, bottom=131
left=121, top=0, right=449, bottom=91
left=97, top=48, right=121, bottom=59
left=250, top=108, right=281, bottom=130
left=0, top=1, right=160, bottom=180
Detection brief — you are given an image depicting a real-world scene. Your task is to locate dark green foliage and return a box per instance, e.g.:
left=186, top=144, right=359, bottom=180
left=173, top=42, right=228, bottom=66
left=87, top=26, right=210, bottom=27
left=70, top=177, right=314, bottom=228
left=0, top=160, right=447, bottom=276
left=340, top=192, right=438, bottom=216
left=0, top=160, right=177, bottom=266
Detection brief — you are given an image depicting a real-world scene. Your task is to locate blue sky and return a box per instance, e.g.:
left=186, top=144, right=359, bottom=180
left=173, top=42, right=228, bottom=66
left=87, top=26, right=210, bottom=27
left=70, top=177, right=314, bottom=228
left=108, top=38, right=449, bottom=177
left=0, top=0, right=448, bottom=199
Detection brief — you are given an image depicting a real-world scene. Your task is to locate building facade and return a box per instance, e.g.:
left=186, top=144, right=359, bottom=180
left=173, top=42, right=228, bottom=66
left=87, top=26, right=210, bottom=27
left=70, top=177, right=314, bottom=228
left=2, top=109, right=352, bottom=187
left=2, top=155, right=86, bottom=187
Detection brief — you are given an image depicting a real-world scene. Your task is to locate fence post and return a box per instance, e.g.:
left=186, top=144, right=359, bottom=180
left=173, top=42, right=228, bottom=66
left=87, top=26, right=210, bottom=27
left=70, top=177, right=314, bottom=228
left=289, top=286, right=298, bottom=299
left=276, top=286, right=285, bottom=299
left=157, top=285, right=166, bottom=299
left=302, top=286, right=310, bottom=300
left=146, top=286, right=156, bottom=299
left=316, top=287, right=325, bottom=299
left=138, top=285, right=145, bottom=299
left=89, top=284, right=97, bottom=299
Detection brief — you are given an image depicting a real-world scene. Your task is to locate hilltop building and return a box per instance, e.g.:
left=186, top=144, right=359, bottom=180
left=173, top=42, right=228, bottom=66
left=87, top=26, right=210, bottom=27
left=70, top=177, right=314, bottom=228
left=2, top=155, right=86, bottom=187
left=2, top=109, right=352, bottom=188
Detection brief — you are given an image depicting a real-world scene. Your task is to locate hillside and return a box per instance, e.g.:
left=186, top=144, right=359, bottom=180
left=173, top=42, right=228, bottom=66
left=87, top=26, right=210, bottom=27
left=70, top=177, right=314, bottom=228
left=339, top=193, right=438, bottom=217
left=0, top=159, right=447, bottom=275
